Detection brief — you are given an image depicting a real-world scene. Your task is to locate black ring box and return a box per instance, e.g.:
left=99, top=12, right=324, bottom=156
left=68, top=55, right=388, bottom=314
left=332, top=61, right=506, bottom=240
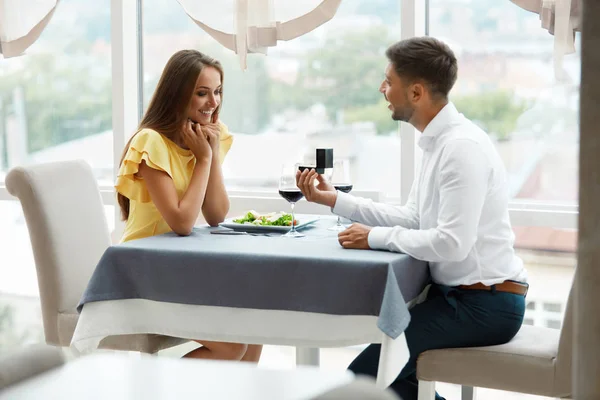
left=298, top=148, right=333, bottom=174
left=315, top=148, right=333, bottom=174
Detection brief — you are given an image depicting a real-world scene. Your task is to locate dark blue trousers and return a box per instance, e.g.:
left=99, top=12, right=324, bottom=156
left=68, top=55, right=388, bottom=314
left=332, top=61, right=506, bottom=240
left=348, top=283, right=526, bottom=400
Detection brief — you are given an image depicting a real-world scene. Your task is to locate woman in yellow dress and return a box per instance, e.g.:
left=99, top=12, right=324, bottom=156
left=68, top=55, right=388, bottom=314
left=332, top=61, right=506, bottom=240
left=115, top=49, right=261, bottom=363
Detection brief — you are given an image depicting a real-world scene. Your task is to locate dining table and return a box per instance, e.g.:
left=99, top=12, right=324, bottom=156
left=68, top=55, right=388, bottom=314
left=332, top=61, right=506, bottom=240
left=71, top=216, right=430, bottom=388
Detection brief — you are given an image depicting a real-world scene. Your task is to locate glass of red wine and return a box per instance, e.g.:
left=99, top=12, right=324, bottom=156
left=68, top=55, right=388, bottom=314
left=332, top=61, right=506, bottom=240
left=279, top=164, right=305, bottom=238
left=329, top=159, right=353, bottom=231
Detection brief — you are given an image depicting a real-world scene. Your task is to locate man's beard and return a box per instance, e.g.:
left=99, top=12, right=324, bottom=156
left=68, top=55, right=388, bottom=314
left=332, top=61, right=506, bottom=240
left=392, top=105, right=414, bottom=122
left=385, top=91, right=414, bottom=123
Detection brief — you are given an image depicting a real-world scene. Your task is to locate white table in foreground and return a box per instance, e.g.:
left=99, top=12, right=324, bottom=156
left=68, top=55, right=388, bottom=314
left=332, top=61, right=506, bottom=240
left=0, top=353, right=354, bottom=400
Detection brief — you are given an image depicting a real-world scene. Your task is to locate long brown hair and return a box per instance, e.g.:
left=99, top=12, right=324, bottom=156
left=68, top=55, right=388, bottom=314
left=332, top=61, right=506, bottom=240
left=117, top=50, right=224, bottom=220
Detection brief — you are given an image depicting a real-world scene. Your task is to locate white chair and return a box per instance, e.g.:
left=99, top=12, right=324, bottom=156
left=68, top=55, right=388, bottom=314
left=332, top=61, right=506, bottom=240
left=416, top=281, right=573, bottom=399
left=6, top=160, right=188, bottom=354
left=6, top=160, right=112, bottom=348
left=0, top=343, right=65, bottom=389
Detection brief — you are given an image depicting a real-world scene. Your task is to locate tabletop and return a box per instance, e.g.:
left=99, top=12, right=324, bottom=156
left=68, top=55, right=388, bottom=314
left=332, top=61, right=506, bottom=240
left=78, top=217, right=430, bottom=339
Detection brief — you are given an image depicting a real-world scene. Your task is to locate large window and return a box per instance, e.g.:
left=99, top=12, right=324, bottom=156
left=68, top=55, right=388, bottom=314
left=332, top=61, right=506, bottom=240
left=0, top=0, right=113, bottom=186
left=142, top=0, right=402, bottom=195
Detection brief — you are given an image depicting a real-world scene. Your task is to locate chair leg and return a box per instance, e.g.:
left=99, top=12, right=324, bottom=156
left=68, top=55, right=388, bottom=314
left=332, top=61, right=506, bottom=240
left=418, top=380, right=436, bottom=400
left=461, top=385, right=475, bottom=400
left=295, top=347, right=320, bottom=366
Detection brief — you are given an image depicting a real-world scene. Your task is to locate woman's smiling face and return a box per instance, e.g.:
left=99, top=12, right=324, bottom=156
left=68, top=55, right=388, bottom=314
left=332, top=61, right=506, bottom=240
left=188, top=66, right=222, bottom=125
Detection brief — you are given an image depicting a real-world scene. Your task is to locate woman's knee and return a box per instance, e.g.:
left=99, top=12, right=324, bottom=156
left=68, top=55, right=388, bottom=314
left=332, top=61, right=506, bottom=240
left=193, top=340, right=248, bottom=360
left=212, top=342, right=248, bottom=360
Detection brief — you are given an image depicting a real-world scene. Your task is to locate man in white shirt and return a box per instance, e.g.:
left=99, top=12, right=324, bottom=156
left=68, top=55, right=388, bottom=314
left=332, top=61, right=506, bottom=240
left=296, top=37, right=528, bottom=400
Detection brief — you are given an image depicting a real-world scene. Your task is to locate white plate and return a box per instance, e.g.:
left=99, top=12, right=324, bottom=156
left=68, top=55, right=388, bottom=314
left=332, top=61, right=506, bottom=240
left=219, top=214, right=320, bottom=233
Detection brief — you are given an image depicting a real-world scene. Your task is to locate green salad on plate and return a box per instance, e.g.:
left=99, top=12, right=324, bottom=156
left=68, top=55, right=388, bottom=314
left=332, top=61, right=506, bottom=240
left=233, top=210, right=298, bottom=226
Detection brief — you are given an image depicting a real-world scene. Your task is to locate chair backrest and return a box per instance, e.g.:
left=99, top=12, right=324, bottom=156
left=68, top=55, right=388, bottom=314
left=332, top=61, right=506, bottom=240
left=554, top=272, right=575, bottom=397
left=0, top=344, right=65, bottom=389
left=5, top=160, right=111, bottom=346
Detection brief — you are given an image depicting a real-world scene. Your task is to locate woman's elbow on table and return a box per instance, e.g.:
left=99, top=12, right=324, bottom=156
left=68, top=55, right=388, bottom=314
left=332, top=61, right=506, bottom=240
left=203, top=201, right=230, bottom=227
left=204, top=215, right=226, bottom=228
left=172, top=225, right=193, bottom=236
left=167, top=217, right=195, bottom=236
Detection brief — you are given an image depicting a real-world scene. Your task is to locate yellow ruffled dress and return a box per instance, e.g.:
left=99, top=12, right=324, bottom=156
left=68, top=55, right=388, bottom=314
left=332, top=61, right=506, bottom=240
left=115, top=124, right=233, bottom=243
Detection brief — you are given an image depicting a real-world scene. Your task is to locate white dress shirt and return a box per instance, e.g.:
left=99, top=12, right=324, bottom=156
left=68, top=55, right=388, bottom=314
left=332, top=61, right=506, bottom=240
left=333, top=102, right=527, bottom=287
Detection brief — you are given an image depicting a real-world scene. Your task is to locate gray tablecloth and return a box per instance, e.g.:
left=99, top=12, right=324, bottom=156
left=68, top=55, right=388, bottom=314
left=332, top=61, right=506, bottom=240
left=78, top=219, right=430, bottom=339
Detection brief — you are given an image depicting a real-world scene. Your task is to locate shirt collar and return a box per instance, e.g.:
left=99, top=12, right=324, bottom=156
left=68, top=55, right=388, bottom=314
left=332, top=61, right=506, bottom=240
left=418, top=102, right=461, bottom=151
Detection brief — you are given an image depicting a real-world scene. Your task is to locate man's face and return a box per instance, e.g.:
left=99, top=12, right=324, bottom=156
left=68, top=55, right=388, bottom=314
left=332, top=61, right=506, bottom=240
left=379, top=63, right=415, bottom=123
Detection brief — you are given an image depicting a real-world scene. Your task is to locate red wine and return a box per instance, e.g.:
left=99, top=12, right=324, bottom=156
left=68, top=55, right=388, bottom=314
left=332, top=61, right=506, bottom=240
left=279, top=189, right=304, bottom=203
left=334, top=184, right=353, bottom=193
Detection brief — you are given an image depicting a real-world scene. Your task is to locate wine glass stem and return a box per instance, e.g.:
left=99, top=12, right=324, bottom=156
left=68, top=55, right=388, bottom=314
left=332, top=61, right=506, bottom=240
left=290, top=203, right=296, bottom=233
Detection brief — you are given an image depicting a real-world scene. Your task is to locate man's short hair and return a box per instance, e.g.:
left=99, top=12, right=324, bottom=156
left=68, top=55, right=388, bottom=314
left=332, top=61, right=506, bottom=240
left=385, top=37, right=458, bottom=99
